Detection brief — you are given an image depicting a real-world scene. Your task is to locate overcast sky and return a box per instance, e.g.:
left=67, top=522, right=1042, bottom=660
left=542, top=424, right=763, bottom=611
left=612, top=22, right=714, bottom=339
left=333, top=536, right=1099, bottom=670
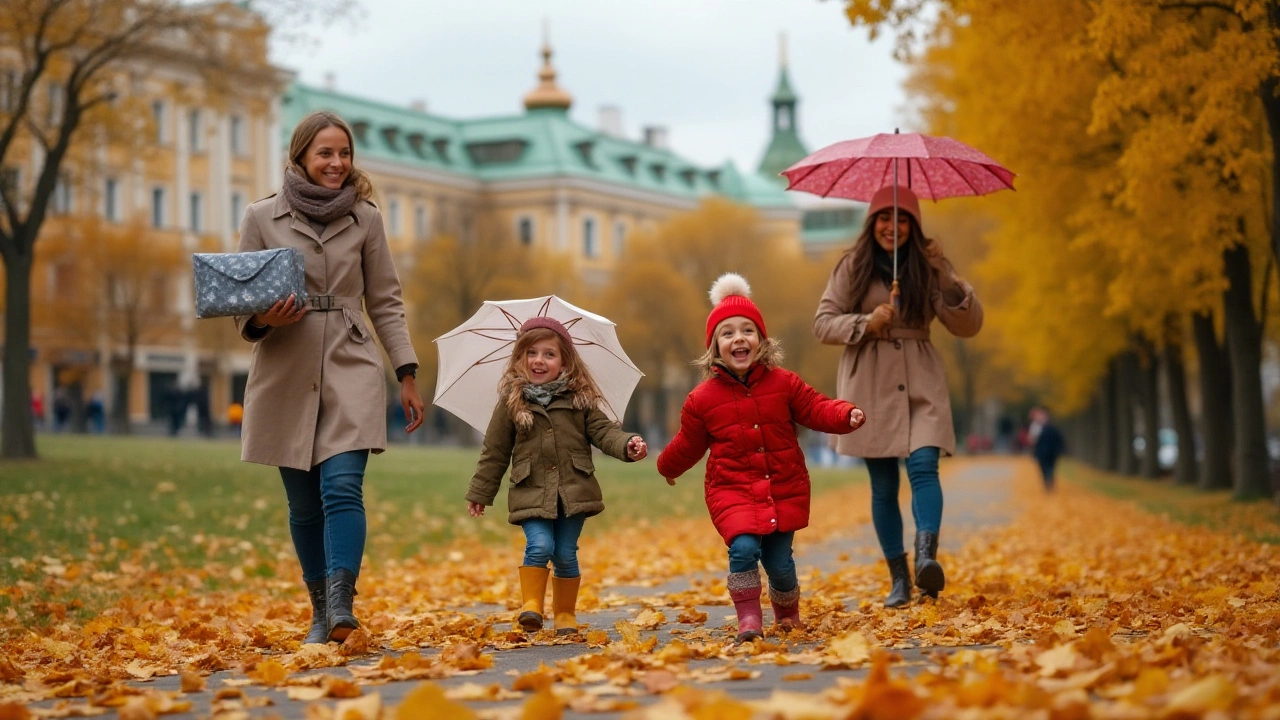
left=270, top=0, right=911, bottom=171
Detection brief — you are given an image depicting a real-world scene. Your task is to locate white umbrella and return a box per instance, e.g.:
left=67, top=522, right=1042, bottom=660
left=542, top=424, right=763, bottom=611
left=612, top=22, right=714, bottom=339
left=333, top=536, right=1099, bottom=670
left=433, top=295, right=644, bottom=434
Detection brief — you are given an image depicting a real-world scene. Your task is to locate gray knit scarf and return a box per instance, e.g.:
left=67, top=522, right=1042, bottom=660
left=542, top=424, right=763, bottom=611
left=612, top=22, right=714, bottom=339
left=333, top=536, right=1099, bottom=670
left=282, top=167, right=358, bottom=224
left=523, top=377, right=570, bottom=407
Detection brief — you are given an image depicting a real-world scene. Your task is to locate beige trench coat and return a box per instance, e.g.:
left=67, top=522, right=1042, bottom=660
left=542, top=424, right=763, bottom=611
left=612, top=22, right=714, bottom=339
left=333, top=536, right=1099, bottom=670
left=233, top=194, right=418, bottom=470
left=814, top=251, right=982, bottom=459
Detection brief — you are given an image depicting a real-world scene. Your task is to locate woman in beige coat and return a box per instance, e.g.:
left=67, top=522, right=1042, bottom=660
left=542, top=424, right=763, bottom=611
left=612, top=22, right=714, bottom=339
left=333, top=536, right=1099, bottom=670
left=235, top=111, right=425, bottom=644
left=814, top=185, right=982, bottom=609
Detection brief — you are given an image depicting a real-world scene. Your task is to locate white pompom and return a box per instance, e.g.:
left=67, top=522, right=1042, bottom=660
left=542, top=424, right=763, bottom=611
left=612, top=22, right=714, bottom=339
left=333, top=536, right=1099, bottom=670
left=708, top=272, right=752, bottom=305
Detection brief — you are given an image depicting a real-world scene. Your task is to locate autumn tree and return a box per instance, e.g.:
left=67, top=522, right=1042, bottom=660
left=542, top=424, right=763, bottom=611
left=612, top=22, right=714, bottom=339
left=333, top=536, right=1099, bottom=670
left=0, top=0, right=348, bottom=458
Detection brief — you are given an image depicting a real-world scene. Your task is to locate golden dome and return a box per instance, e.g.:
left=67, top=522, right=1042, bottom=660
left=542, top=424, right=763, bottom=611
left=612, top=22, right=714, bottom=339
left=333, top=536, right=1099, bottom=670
left=523, top=28, right=572, bottom=112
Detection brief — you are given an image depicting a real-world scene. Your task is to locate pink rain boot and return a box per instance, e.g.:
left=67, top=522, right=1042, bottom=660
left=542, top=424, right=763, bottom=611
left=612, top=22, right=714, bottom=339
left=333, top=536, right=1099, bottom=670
left=769, top=584, right=803, bottom=631
left=728, top=570, right=763, bottom=643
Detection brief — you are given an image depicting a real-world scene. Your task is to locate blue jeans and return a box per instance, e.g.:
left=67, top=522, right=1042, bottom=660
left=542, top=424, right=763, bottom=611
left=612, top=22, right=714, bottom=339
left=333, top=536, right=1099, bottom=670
left=864, top=447, right=943, bottom=560
left=279, top=450, right=370, bottom=583
left=728, top=531, right=798, bottom=592
left=521, top=511, right=587, bottom=578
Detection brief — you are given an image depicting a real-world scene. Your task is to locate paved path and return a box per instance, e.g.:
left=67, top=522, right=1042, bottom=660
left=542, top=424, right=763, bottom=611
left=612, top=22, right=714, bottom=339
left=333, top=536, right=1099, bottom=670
left=36, top=459, right=1017, bottom=718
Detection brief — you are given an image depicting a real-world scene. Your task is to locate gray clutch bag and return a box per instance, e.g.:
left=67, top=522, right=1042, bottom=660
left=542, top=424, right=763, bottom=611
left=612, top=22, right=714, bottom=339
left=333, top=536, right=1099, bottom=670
left=192, top=248, right=308, bottom=319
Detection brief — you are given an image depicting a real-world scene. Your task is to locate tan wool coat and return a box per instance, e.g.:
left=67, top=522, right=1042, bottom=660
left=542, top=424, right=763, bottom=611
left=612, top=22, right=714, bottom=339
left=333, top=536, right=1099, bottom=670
left=466, top=397, right=639, bottom=525
left=234, top=193, right=418, bottom=471
left=814, top=251, right=983, bottom=459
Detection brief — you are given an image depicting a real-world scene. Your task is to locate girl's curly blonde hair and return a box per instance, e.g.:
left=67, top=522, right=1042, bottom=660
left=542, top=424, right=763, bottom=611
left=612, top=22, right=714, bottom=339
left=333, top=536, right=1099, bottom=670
left=498, top=327, right=607, bottom=429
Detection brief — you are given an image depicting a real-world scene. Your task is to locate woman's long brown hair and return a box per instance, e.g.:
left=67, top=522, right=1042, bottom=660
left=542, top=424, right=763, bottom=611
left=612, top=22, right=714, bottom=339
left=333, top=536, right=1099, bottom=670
left=842, top=211, right=938, bottom=328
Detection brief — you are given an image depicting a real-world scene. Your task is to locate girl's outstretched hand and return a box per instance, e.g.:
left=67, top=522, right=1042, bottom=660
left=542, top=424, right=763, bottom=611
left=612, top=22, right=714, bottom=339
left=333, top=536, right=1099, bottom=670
left=627, top=436, right=648, bottom=461
left=850, top=407, right=866, bottom=429
left=664, top=476, right=676, bottom=486
left=467, top=501, right=485, bottom=518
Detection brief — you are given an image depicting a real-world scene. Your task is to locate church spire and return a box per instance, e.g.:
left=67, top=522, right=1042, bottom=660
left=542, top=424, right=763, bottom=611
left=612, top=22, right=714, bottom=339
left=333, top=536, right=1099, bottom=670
left=757, top=33, right=808, bottom=178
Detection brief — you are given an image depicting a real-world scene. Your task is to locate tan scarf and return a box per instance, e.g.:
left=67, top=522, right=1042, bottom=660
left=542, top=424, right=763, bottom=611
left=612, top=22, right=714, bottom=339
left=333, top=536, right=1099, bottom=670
left=282, top=167, right=357, bottom=225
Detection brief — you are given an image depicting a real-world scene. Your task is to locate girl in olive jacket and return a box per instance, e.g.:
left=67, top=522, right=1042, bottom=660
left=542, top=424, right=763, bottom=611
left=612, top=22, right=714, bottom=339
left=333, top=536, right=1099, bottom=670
left=466, top=316, right=648, bottom=636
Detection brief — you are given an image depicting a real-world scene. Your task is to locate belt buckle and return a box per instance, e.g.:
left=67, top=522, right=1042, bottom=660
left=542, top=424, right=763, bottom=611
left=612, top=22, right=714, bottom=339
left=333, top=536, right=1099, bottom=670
left=313, top=295, right=334, bottom=311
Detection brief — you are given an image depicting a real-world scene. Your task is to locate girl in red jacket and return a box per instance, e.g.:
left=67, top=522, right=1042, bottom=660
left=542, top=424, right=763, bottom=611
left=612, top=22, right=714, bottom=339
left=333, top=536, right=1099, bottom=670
left=657, top=273, right=866, bottom=643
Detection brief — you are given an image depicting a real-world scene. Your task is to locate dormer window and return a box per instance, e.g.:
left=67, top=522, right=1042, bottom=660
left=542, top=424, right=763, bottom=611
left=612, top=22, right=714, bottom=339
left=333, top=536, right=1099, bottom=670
left=465, top=140, right=527, bottom=165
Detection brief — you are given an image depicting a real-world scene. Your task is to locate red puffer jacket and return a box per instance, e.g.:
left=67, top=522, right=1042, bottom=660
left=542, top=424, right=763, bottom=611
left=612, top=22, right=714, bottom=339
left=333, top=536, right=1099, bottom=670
left=657, top=364, right=858, bottom=544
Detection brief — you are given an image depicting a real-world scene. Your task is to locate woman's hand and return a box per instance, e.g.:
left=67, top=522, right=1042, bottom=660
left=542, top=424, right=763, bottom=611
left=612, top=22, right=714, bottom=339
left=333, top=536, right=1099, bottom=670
left=865, top=303, right=896, bottom=337
left=627, top=436, right=648, bottom=461
left=850, top=407, right=866, bottom=429
left=251, top=294, right=306, bottom=327
left=467, top=501, right=485, bottom=518
left=401, top=376, right=425, bottom=433
left=922, top=239, right=960, bottom=288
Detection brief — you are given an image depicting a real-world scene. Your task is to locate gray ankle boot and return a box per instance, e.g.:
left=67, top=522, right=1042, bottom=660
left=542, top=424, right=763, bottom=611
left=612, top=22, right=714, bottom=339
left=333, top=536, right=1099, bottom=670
left=914, top=531, right=945, bottom=599
left=325, top=568, right=360, bottom=642
left=303, top=579, right=329, bottom=644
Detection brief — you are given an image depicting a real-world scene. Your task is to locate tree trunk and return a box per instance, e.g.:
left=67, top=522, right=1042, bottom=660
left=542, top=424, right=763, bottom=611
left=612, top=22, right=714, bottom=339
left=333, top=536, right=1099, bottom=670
left=1099, top=363, right=1118, bottom=471
left=1137, top=345, right=1162, bottom=478
left=1191, top=312, right=1232, bottom=489
left=1221, top=242, right=1272, bottom=499
left=1261, top=75, right=1280, bottom=271
left=1163, top=341, right=1198, bottom=485
left=109, top=362, right=132, bottom=435
left=1115, top=352, right=1139, bottom=475
left=2, top=253, right=37, bottom=459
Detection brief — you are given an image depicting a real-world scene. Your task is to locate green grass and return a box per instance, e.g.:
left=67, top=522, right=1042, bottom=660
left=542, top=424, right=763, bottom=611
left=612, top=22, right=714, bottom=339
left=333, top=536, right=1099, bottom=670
left=0, top=435, right=863, bottom=588
left=1061, top=461, right=1280, bottom=544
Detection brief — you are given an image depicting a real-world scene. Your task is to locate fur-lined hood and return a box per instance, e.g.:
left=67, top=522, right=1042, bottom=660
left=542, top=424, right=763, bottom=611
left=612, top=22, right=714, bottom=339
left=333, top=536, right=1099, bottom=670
left=695, top=337, right=785, bottom=379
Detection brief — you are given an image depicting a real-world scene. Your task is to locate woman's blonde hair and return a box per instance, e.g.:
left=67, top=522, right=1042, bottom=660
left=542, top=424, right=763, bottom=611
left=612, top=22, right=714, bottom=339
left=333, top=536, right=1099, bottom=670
left=499, top=327, right=607, bottom=429
left=694, top=319, right=784, bottom=379
left=287, top=111, right=375, bottom=200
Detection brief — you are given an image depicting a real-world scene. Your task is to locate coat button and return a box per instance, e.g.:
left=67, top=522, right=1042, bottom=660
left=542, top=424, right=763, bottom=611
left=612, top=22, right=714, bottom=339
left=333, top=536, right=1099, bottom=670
left=312, top=383, right=318, bottom=391
left=546, top=428, right=552, bottom=434
left=758, top=446, right=764, bottom=452
left=550, top=465, right=556, bottom=471
left=770, top=518, right=776, bottom=524
left=753, top=424, right=759, bottom=429
left=898, top=384, right=905, bottom=391
left=314, top=245, right=323, bottom=254
left=894, top=340, right=902, bottom=349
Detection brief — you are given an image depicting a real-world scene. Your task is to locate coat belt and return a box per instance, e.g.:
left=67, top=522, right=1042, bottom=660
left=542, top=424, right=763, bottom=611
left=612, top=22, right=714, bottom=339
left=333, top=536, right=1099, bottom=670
left=877, top=328, right=931, bottom=341
left=306, top=295, right=362, bottom=312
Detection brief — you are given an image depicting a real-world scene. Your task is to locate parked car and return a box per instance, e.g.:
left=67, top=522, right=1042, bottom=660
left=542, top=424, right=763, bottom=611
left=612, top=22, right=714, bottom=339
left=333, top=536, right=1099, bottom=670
left=1133, top=428, right=1178, bottom=472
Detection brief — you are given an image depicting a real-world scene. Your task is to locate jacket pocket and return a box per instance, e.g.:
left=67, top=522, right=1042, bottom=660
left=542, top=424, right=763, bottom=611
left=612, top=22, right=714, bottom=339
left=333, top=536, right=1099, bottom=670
left=570, top=453, right=595, bottom=476
left=510, top=459, right=532, bottom=485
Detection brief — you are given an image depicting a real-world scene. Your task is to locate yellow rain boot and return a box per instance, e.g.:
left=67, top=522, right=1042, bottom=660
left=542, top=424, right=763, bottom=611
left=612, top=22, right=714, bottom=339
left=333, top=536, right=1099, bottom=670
left=517, top=566, right=550, bottom=632
left=551, top=575, right=581, bottom=636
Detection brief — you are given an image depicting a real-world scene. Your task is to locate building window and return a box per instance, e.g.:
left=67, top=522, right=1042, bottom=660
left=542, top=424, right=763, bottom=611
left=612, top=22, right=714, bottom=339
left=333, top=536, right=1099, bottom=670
left=613, top=221, right=626, bottom=258
left=414, top=204, right=428, bottom=240
left=465, top=140, right=527, bottom=165
left=230, top=115, right=246, bottom=156
left=388, top=198, right=401, bottom=236
left=230, top=192, right=243, bottom=229
left=46, top=82, right=63, bottom=127
left=104, top=177, right=119, bottom=222
left=518, top=216, right=534, bottom=246
left=51, top=174, right=72, bottom=215
left=583, top=217, right=598, bottom=258
left=152, top=100, right=167, bottom=144
left=189, top=191, right=203, bottom=233
left=151, top=186, right=166, bottom=228
left=188, top=109, right=203, bottom=152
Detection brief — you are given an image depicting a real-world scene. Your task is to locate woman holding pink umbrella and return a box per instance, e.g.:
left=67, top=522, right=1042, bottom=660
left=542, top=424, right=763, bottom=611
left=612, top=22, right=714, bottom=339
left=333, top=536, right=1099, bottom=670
left=812, top=184, right=983, bottom=607
left=788, top=130, right=1008, bottom=608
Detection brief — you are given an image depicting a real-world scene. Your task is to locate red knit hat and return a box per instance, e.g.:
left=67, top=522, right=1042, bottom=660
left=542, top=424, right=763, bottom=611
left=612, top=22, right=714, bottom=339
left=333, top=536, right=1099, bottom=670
left=867, top=184, right=922, bottom=226
left=705, top=273, right=767, bottom=347
left=519, top=316, right=573, bottom=348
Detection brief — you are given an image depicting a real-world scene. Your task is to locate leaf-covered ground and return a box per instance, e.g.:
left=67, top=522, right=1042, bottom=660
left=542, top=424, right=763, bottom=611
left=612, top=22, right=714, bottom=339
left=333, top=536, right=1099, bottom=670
left=2, top=439, right=1278, bottom=718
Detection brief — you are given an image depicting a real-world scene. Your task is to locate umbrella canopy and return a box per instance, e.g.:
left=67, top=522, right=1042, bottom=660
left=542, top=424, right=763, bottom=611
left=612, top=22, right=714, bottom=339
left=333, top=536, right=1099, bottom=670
left=780, top=131, right=1016, bottom=202
left=433, top=295, right=644, bottom=434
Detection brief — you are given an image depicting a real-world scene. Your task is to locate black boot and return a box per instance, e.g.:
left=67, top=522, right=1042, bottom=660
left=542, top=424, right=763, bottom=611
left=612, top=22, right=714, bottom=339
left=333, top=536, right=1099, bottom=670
left=325, top=568, right=360, bottom=642
left=914, top=531, right=945, bottom=599
left=884, top=554, right=912, bottom=608
left=303, top=579, right=329, bottom=644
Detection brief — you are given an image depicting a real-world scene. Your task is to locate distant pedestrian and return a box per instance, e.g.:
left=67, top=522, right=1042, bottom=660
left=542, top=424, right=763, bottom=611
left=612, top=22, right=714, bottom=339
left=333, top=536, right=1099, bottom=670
left=1030, top=407, right=1065, bottom=492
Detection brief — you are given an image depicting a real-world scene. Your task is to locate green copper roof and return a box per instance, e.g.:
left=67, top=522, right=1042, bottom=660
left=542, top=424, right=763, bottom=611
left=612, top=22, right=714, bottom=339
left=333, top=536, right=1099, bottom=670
left=281, top=83, right=793, bottom=209
left=772, top=67, right=797, bottom=104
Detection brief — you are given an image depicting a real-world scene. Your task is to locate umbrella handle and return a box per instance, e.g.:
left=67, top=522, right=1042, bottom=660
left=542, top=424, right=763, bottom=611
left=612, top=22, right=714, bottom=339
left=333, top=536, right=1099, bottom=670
left=890, top=280, right=901, bottom=311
